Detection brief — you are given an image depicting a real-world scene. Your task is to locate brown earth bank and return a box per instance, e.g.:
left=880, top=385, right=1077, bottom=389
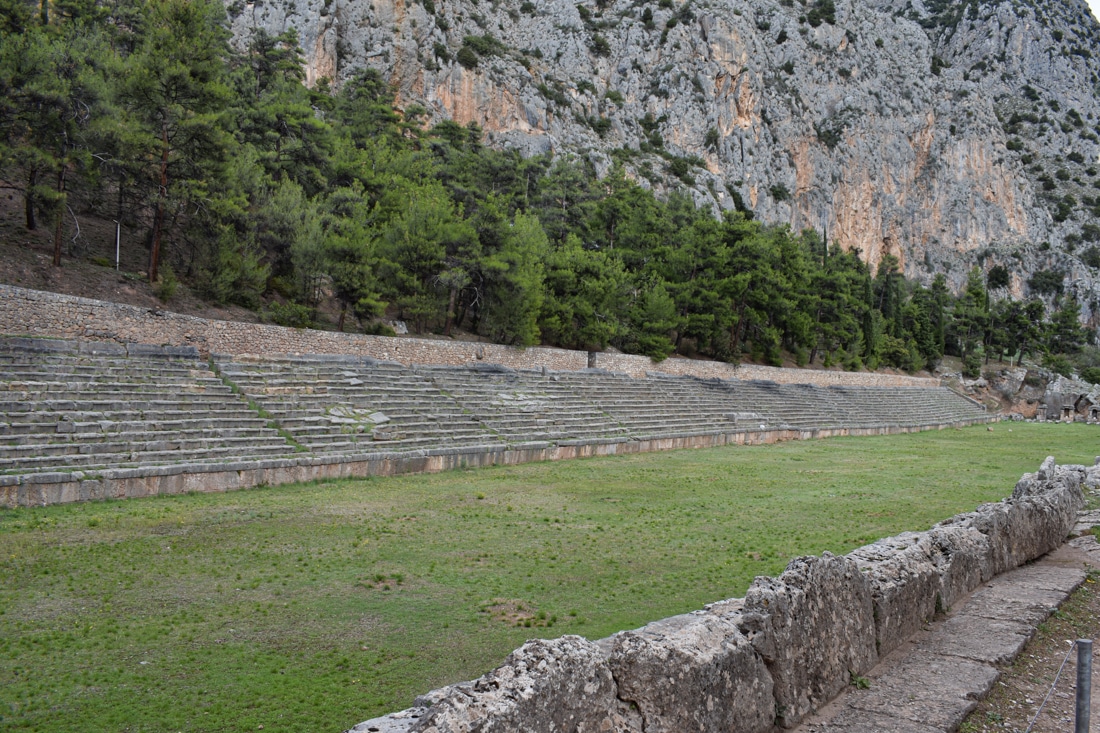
left=0, top=191, right=266, bottom=324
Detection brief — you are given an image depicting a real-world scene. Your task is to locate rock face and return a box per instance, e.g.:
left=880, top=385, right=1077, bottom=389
left=406, top=636, right=640, bottom=733
left=738, top=552, right=877, bottom=728
left=227, top=0, right=1100, bottom=322
left=938, top=457, right=1086, bottom=576
left=607, top=608, right=774, bottom=733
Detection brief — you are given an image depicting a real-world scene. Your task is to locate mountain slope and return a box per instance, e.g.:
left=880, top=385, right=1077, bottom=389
left=226, top=0, right=1100, bottom=320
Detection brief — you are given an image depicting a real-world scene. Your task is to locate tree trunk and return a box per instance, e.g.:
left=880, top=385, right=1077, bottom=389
left=25, top=170, right=37, bottom=230
left=52, top=164, right=67, bottom=267
left=443, top=286, right=458, bottom=337
left=149, top=122, right=170, bottom=282
left=730, top=299, right=747, bottom=357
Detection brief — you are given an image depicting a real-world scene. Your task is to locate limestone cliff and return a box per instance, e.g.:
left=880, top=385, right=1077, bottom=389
left=225, top=0, right=1100, bottom=322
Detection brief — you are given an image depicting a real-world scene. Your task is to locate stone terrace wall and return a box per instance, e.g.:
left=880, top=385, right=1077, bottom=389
left=0, top=284, right=938, bottom=388
left=356, top=458, right=1094, bottom=733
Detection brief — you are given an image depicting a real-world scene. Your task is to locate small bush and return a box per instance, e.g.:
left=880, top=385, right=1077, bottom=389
left=705, top=127, right=719, bottom=149
left=588, top=116, right=612, bottom=136
left=962, top=351, right=982, bottom=379
left=267, top=301, right=314, bottom=329
left=1082, top=246, right=1100, bottom=268
left=1043, top=353, right=1074, bottom=378
left=363, top=321, right=398, bottom=337
left=1080, top=366, right=1100, bottom=385
left=806, top=0, right=835, bottom=27
left=456, top=46, right=479, bottom=69
left=770, top=183, right=791, bottom=202
left=1028, top=269, right=1065, bottom=296
left=155, top=266, right=178, bottom=303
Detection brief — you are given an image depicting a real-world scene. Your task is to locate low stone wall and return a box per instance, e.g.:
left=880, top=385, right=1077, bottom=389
left=0, top=284, right=938, bottom=388
left=355, top=457, right=1094, bottom=733
left=0, top=422, right=992, bottom=508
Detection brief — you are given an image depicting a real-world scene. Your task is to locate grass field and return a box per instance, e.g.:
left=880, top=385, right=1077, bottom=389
left=1, top=423, right=1097, bottom=732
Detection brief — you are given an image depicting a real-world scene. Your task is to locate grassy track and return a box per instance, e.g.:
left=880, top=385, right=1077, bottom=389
left=1, top=423, right=1096, bottom=732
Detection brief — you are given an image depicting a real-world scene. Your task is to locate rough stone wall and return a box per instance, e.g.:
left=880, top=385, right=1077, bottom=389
left=0, top=285, right=938, bottom=388
left=355, top=458, right=1093, bottom=733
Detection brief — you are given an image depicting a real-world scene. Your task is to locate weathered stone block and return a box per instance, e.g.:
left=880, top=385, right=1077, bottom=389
left=849, top=532, right=939, bottom=658
left=410, top=636, right=640, bottom=733
left=739, top=553, right=877, bottom=728
left=607, top=610, right=773, bottom=733
left=925, top=524, right=992, bottom=609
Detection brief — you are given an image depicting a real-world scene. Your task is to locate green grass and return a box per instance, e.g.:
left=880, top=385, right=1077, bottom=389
left=0, top=424, right=1096, bottom=731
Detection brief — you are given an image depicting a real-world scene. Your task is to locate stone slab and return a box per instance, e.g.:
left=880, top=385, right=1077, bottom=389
left=959, top=585, right=1065, bottom=625
left=348, top=709, right=424, bottom=733
left=805, top=708, right=946, bottom=733
left=842, top=654, right=997, bottom=730
left=991, top=563, right=1086, bottom=594
left=915, top=615, right=1033, bottom=664
left=1069, top=534, right=1100, bottom=564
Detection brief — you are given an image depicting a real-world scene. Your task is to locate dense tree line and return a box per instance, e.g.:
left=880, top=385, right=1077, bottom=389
left=0, top=0, right=1095, bottom=374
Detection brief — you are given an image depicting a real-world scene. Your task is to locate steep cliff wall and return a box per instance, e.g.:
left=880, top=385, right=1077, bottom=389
left=224, top=0, right=1100, bottom=318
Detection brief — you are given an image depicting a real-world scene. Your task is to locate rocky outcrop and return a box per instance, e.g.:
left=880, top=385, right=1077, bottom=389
left=739, top=553, right=877, bottom=728
left=606, top=607, right=774, bottom=733
left=940, top=457, right=1086, bottom=575
left=227, top=0, right=1100, bottom=322
left=353, top=457, right=1089, bottom=733
left=407, top=636, right=639, bottom=733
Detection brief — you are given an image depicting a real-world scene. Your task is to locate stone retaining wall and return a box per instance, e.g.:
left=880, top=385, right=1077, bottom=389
left=355, top=457, right=1094, bottom=733
left=1, top=422, right=991, bottom=508
left=0, top=284, right=938, bottom=387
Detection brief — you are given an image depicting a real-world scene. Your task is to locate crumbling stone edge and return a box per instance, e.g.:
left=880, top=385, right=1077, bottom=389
left=351, top=457, right=1099, bottom=733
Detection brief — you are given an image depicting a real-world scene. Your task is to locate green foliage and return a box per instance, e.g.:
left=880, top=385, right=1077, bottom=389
left=590, top=33, right=611, bottom=56
left=1043, top=352, right=1074, bottom=377
left=806, top=0, right=835, bottom=27
left=461, top=33, right=507, bottom=58
left=986, top=264, right=1010, bottom=290
left=154, top=265, right=178, bottom=302
left=1028, top=269, right=1064, bottom=296
left=1082, top=246, right=1100, bottom=268
left=456, top=45, right=479, bottom=68
left=0, top=0, right=1092, bottom=369
left=267, top=300, right=314, bottom=328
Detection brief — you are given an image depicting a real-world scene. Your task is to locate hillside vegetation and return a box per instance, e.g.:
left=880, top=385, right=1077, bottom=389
left=0, top=0, right=1097, bottom=375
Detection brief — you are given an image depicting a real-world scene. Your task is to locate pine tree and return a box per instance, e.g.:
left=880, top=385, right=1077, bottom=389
left=117, top=0, right=232, bottom=282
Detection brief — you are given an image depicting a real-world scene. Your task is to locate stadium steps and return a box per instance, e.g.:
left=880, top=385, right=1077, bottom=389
left=0, top=337, right=990, bottom=485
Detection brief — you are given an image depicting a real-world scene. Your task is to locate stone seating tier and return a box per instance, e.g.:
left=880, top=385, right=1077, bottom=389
left=0, top=338, right=990, bottom=486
